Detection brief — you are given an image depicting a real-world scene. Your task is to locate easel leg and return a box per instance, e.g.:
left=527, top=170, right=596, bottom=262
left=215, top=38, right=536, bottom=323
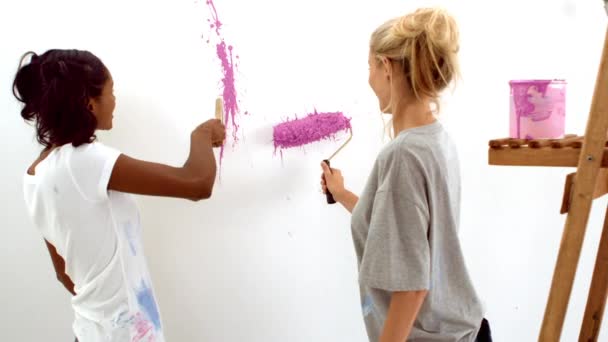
left=540, top=198, right=598, bottom=341
left=579, top=206, right=608, bottom=342
left=539, top=25, right=608, bottom=342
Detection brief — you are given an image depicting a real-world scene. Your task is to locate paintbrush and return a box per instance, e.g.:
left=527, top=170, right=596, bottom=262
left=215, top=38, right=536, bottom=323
left=215, top=97, right=224, bottom=124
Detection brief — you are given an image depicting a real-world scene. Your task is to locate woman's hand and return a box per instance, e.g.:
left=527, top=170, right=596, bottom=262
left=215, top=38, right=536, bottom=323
left=321, top=161, right=345, bottom=200
left=320, top=162, right=359, bottom=213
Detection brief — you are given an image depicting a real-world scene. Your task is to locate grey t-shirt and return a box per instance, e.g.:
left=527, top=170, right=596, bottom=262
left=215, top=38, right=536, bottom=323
left=351, top=121, right=483, bottom=342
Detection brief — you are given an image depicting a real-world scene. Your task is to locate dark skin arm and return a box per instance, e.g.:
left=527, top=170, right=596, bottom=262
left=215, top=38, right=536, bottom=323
left=108, top=119, right=225, bottom=200
left=41, top=119, right=225, bottom=294
left=44, top=239, right=76, bottom=296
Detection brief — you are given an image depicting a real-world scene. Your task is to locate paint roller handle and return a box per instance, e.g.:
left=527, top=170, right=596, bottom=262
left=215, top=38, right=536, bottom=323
left=323, top=159, right=337, bottom=204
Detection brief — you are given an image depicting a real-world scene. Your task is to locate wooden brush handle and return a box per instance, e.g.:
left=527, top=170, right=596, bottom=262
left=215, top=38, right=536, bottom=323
left=489, top=138, right=512, bottom=148
left=551, top=135, right=582, bottom=148
left=215, top=98, right=224, bottom=123
left=322, top=159, right=337, bottom=204
left=486, top=137, right=526, bottom=148
left=529, top=134, right=577, bottom=148
left=489, top=134, right=578, bottom=149
left=508, top=139, right=528, bottom=148
left=528, top=139, right=551, bottom=148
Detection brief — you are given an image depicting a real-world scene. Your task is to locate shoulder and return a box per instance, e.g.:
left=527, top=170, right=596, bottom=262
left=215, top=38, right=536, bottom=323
left=377, top=132, right=428, bottom=168
left=67, top=142, right=121, bottom=165
left=66, top=142, right=121, bottom=176
left=70, top=141, right=119, bottom=155
left=65, top=142, right=122, bottom=201
left=375, top=122, right=453, bottom=177
left=384, top=122, right=455, bottom=160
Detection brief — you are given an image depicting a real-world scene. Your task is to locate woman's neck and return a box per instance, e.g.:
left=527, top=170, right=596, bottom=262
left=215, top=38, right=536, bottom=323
left=391, top=100, right=436, bottom=136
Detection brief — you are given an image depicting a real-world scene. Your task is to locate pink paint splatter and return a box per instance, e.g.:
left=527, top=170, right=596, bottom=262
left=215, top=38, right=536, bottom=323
left=131, top=312, right=154, bottom=342
left=272, top=110, right=352, bottom=152
left=205, top=0, right=244, bottom=164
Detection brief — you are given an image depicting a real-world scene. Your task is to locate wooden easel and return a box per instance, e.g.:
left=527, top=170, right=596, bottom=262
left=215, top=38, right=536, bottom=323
left=488, top=26, right=608, bottom=341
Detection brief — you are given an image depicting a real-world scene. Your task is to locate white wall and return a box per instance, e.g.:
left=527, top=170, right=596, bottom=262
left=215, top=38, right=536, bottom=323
left=1, top=0, right=607, bottom=341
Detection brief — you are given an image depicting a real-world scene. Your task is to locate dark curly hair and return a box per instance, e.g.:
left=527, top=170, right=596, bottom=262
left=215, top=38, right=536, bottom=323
left=13, top=49, right=109, bottom=148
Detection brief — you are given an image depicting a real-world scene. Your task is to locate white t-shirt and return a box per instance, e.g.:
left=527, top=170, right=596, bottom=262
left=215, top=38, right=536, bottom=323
left=23, top=142, right=166, bottom=342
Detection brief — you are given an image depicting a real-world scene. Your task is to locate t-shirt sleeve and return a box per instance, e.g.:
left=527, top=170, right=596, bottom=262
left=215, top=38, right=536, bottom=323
left=358, top=147, right=431, bottom=292
left=68, top=142, right=121, bottom=202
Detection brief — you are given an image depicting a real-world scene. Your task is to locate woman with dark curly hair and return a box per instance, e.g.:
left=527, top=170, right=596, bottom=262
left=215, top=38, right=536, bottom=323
left=14, top=49, right=225, bottom=342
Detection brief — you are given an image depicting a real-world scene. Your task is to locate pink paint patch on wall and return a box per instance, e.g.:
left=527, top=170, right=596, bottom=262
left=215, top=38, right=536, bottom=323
left=272, top=110, right=352, bottom=152
left=205, top=0, right=246, bottom=163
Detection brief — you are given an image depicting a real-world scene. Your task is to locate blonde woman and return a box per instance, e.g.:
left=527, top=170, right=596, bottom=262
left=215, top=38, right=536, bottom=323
left=321, top=8, right=491, bottom=342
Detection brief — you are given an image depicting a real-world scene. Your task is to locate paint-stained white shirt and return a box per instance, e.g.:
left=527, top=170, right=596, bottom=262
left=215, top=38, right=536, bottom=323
left=23, top=142, right=165, bottom=342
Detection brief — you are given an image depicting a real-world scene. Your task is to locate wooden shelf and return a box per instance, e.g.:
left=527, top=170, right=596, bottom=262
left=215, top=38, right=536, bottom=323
left=488, top=136, right=608, bottom=167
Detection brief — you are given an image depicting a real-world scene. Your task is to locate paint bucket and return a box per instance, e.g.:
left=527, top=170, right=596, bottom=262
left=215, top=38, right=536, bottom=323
left=509, top=79, right=566, bottom=139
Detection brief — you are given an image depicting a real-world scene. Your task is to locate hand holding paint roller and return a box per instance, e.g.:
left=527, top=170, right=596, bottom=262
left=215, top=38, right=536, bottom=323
left=320, top=134, right=352, bottom=204
left=320, top=161, right=345, bottom=203
left=272, top=110, right=352, bottom=204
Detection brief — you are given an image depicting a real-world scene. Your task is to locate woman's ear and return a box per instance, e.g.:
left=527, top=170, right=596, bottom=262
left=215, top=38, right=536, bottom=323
left=380, top=56, right=392, bottom=80
left=87, top=98, right=96, bottom=114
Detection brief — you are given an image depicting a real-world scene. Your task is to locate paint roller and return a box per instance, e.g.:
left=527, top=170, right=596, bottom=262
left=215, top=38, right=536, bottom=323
left=272, top=110, right=353, bottom=204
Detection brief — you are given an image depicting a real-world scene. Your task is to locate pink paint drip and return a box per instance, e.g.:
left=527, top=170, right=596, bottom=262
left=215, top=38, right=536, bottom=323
left=272, top=110, right=352, bottom=152
left=131, top=312, right=154, bottom=342
left=205, top=0, right=243, bottom=165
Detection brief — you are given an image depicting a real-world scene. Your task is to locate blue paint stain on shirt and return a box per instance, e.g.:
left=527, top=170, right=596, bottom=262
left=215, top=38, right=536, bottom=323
left=362, top=294, right=374, bottom=317
left=136, top=280, right=161, bottom=330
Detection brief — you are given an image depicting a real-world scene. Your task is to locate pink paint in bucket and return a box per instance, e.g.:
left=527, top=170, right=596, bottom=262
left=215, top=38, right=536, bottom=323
left=509, top=79, right=566, bottom=139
